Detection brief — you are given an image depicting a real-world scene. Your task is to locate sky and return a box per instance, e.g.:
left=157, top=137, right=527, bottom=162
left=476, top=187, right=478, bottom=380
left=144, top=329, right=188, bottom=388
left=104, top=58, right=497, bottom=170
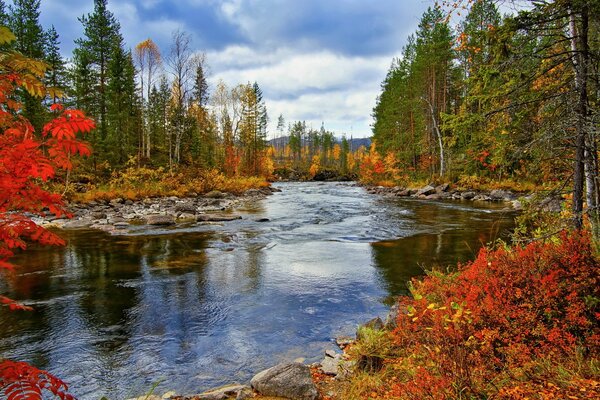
left=36, top=0, right=433, bottom=138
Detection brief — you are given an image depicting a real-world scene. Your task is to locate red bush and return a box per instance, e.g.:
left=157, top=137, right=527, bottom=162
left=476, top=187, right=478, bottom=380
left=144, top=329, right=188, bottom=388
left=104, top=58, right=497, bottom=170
left=386, top=232, right=600, bottom=399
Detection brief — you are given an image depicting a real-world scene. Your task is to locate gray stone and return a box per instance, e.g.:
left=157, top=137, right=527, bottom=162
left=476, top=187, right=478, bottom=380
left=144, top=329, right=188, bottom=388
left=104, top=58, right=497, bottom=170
left=63, top=219, right=92, bottom=229
left=145, top=214, right=175, bottom=225
left=244, top=189, right=262, bottom=196
left=250, top=363, right=318, bottom=400
left=512, top=200, right=523, bottom=210
left=196, top=384, right=249, bottom=400
left=320, top=351, right=343, bottom=376
left=335, top=336, right=354, bottom=349
left=235, top=387, right=253, bottom=400
left=385, top=302, right=400, bottom=330
left=490, top=189, right=514, bottom=201
left=325, top=349, right=338, bottom=358
left=205, top=190, right=226, bottom=199
left=539, top=196, right=562, bottom=212
left=177, top=213, right=197, bottom=221
left=435, top=183, right=450, bottom=193
left=461, top=191, right=476, bottom=200
left=416, top=185, right=436, bottom=196
left=175, top=202, right=197, bottom=213
left=197, top=214, right=242, bottom=222
left=109, top=198, right=123, bottom=206
left=396, top=189, right=411, bottom=197
left=91, top=211, right=107, bottom=219
left=425, top=193, right=441, bottom=200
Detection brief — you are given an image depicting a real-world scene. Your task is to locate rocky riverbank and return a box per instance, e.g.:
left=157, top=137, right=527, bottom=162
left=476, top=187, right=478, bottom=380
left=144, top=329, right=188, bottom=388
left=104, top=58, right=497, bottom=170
left=364, top=183, right=563, bottom=212
left=32, top=186, right=282, bottom=233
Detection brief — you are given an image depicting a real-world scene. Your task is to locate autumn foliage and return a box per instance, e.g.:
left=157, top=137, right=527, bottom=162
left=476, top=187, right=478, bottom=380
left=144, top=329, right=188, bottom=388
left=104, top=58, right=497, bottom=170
left=0, top=27, right=93, bottom=399
left=351, top=232, right=600, bottom=399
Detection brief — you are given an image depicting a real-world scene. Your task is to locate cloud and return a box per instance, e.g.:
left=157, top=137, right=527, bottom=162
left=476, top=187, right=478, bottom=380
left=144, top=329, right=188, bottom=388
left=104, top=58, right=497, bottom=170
left=36, top=0, right=432, bottom=137
left=207, top=46, right=391, bottom=137
left=215, top=0, right=426, bottom=56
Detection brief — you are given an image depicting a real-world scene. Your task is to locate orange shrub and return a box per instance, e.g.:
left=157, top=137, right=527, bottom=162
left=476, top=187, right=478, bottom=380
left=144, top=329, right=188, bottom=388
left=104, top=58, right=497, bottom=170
left=376, top=232, right=599, bottom=399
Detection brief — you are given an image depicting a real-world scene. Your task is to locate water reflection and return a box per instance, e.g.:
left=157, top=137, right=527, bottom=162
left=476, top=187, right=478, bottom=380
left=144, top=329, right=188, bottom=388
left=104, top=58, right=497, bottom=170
left=0, top=182, right=515, bottom=399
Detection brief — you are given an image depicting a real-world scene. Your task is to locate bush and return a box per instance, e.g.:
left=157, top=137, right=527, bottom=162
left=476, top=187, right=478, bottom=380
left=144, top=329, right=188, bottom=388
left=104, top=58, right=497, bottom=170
left=348, top=232, right=600, bottom=399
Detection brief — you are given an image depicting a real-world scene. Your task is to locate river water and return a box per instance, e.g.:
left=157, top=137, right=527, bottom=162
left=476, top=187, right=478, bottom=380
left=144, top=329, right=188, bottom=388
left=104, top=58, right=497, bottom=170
left=0, top=182, right=515, bottom=399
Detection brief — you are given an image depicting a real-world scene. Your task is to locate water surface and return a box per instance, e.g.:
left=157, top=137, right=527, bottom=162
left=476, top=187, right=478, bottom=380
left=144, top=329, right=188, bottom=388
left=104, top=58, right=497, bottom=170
left=0, top=182, right=515, bottom=399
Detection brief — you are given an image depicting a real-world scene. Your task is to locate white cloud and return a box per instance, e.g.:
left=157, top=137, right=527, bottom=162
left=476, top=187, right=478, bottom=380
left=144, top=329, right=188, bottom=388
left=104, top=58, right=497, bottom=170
left=207, top=46, right=390, bottom=137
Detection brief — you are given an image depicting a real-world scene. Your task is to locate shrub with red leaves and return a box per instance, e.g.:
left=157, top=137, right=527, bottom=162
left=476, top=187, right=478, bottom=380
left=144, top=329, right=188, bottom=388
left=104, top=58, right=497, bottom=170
left=385, top=232, right=600, bottom=399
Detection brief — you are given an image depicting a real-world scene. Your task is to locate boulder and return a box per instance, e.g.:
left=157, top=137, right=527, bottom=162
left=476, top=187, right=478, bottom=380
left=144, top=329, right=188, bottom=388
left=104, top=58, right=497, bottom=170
left=145, top=214, right=175, bottom=225
left=109, top=198, right=124, bottom=207
left=416, top=185, right=436, bottom=196
left=435, top=183, right=450, bottom=193
left=384, top=302, right=400, bottom=330
left=461, top=191, right=476, bottom=200
left=490, top=189, right=514, bottom=201
left=335, top=336, right=354, bottom=349
left=250, top=363, right=319, bottom=400
left=62, top=219, right=92, bottom=229
left=425, top=193, right=441, bottom=200
left=174, top=202, right=197, bottom=213
left=197, top=214, right=242, bottom=222
left=196, top=384, right=250, bottom=400
left=396, top=189, right=411, bottom=197
left=205, top=190, right=227, bottom=199
left=320, top=351, right=343, bottom=376
left=177, top=213, right=197, bottom=222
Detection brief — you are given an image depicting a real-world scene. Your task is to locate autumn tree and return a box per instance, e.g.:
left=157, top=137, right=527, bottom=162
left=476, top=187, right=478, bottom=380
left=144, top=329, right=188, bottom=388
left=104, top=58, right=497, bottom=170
left=0, top=26, right=94, bottom=400
left=73, top=0, right=120, bottom=166
left=135, top=38, right=161, bottom=160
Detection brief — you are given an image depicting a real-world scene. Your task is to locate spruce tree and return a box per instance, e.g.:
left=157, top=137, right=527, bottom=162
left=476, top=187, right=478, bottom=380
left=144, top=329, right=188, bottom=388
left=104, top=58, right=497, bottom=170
left=74, top=0, right=120, bottom=163
left=44, top=25, right=67, bottom=104
left=8, top=0, right=46, bottom=132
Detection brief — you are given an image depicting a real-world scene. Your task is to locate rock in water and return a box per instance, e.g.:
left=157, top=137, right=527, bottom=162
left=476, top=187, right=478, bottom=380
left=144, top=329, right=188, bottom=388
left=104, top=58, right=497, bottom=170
left=145, top=214, right=175, bottom=225
left=250, top=363, right=319, bottom=400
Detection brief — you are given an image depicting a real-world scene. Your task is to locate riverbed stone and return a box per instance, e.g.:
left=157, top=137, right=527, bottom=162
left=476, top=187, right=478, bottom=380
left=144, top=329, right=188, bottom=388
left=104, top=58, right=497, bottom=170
left=321, top=351, right=343, bottom=376
left=416, top=185, right=436, bottom=196
left=436, top=183, right=450, bottom=193
left=490, top=189, right=514, bottom=201
left=197, top=214, right=242, bottom=222
left=425, top=193, right=441, bottom=200
left=461, top=191, right=476, bottom=199
left=145, top=214, right=176, bottom=225
left=62, top=218, right=92, bottom=229
left=385, top=302, right=400, bottom=330
left=194, top=384, right=249, bottom=400
left=205, top=190, right=226, bottom=199
left=335, top=336, right=354, bottom=349
left=250, top=362, right=319, bottom=400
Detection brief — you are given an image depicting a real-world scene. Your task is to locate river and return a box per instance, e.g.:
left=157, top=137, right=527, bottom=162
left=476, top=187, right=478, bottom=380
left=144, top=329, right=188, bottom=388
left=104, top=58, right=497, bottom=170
left=0, top=182, right=515, bottom=399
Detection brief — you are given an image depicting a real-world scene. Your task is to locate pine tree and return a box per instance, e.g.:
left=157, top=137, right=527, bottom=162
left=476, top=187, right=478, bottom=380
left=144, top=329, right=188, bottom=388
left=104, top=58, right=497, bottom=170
left=8, top=0, right=47, bottom=132
left=44, top=25, right=66, bottom=104
left=74, top=0, right=120, bottom=163
left=106, top=33, right=140, bottom=165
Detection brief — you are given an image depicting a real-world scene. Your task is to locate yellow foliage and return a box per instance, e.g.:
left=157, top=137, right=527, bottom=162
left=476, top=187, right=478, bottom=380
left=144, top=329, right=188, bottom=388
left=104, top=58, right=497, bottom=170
left=309, top=155, right=320, bottom=178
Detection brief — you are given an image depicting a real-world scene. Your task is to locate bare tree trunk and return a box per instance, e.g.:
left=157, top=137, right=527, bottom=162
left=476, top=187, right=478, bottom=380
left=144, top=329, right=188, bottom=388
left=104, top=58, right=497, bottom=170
left=568, top=5, right=590, bottom=231
left=424, top=97, right=445, bottom=177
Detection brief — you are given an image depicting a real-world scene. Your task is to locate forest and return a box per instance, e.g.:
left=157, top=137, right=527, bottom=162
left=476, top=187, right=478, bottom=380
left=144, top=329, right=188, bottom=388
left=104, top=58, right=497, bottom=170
left=0, top=0, right=599, bottom=399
